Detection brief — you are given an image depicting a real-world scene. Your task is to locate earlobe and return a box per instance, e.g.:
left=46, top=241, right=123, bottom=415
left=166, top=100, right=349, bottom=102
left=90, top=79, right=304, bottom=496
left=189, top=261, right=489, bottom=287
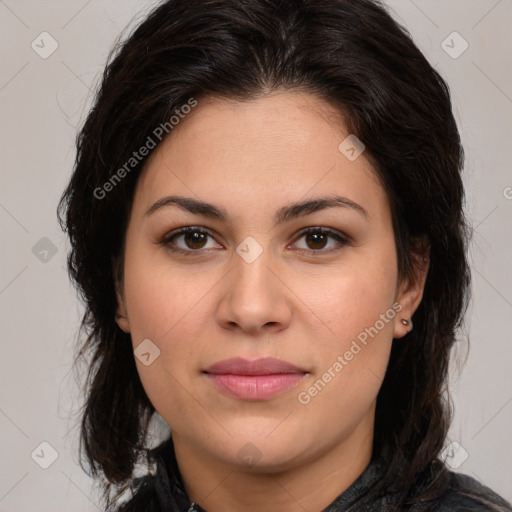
left=393, top=308, right=414, bottom=340
left=396, top=317, right=413, bottom=338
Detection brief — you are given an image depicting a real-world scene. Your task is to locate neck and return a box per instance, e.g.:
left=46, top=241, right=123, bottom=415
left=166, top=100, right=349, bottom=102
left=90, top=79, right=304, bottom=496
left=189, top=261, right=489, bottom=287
left=171, top=416, right=374, bottom=512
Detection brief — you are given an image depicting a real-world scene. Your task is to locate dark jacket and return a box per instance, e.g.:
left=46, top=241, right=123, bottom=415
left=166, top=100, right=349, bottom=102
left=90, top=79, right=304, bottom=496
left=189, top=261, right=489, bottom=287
left=116, top=436, right=512, bottom=512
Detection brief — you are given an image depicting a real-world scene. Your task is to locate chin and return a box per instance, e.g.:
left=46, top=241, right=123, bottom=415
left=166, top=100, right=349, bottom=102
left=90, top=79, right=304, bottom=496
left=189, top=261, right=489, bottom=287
left=213, top=434, right=309, bottom=473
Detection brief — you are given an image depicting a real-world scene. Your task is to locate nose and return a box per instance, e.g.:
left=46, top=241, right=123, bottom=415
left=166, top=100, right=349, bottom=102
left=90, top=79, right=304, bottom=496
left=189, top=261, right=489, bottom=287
left=215, top=245, right=292, bottom=336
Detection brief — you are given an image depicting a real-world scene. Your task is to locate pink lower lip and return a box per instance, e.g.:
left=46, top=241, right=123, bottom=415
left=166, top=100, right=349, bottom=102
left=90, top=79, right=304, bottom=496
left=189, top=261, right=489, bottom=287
left=205, top=373, right=306, bottom=400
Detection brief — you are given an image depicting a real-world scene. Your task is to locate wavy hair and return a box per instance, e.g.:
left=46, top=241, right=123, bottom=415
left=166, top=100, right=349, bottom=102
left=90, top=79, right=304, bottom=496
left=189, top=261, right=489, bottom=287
left=58, top=0, right=474, bottom=509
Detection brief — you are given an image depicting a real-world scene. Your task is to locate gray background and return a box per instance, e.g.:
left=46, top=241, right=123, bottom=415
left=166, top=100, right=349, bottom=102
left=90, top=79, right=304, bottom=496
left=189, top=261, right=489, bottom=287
left=1, top=0, right=511, bottom=510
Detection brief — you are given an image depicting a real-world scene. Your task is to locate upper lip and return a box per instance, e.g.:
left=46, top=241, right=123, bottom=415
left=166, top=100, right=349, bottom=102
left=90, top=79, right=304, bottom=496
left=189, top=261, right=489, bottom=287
left=204, top=357, right=307, bottom=375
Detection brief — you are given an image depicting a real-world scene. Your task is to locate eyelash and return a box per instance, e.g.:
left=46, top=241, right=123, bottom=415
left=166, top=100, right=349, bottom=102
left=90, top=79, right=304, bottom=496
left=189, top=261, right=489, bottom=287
left=159, top=226, right=350, bottom=256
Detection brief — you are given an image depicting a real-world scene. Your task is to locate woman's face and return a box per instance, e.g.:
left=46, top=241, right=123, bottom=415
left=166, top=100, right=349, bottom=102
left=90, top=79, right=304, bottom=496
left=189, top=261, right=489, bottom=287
left=117, top=91, right=421, bottom=472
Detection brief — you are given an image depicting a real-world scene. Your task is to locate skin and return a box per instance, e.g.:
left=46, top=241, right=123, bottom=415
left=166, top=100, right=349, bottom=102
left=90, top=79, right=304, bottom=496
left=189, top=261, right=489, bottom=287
left=116, top=90, right=429, bottom=512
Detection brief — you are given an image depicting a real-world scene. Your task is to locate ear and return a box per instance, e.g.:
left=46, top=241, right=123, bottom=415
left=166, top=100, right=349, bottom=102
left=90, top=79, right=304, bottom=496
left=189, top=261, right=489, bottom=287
left=113, top=257, right=131, bottom=334
left=115, top=290, right=131, bottom=333
left=393, top=237, right=430, bottom=339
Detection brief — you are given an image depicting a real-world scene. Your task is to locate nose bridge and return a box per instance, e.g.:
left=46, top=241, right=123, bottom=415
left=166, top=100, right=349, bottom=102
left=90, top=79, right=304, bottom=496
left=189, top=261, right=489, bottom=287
left=217, top=235, right=291, bottom=332
left=231, top=236, right=276, bottom=302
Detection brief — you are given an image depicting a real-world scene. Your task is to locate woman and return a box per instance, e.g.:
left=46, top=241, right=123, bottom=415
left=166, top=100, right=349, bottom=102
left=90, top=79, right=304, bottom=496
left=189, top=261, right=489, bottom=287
left=57, top=0, right=512, bottom=510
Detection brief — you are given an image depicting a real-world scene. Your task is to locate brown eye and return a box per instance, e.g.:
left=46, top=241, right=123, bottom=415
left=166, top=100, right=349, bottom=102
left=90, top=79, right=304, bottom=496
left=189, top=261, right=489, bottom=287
left=161, top=227, right=220, bottom=254
left=180, top=230, right=208, bottom=249
left=293, top=228, right=349, bottom=254
left=305, top=231, right=329, bottom=250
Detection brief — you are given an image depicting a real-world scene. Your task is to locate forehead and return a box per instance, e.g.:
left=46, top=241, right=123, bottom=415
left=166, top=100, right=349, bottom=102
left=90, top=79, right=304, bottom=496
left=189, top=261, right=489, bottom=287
left=133, top=91, right=386, bottom=220
left=151, top=91, right=351, bottom=163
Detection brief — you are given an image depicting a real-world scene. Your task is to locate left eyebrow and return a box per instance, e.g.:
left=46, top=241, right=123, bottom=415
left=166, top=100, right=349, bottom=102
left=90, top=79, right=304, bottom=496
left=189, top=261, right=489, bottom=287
left=145, top=194, right=369, bottom=225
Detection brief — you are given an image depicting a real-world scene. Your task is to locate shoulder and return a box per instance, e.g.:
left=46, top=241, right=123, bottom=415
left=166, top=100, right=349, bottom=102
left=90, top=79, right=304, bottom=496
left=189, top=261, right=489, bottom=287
left=422, top=471, right=512, bottom=512
left=114, top=474, right=161, bottom=512
left=114, top=437, right=174, bottom=512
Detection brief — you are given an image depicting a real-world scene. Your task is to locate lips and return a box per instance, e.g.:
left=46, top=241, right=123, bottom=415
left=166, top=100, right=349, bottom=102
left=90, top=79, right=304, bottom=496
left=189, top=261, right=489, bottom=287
left=203, top=357, right=308, bottom=401
left=205, top=357, right=306, bottom=375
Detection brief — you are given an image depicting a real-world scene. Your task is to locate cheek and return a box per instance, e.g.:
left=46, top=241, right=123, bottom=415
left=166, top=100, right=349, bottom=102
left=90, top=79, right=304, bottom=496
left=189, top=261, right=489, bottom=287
left=123, top=273, right=199, bottom=428
left=292, top=256, right=397, bottom=417
left=122, top=249, right=219, bottom=423
left=123, top=243, right=215, bottom=343
left=297, top=257, right=398, bottom=349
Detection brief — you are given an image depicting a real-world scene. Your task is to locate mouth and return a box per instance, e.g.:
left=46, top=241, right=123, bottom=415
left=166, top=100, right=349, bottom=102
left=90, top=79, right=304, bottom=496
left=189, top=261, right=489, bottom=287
left=203, top=357, right=308, bottom=401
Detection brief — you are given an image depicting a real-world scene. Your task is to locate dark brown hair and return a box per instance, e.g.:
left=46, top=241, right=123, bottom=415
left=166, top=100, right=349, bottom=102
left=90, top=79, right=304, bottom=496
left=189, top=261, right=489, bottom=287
left=58, top=0, right=475, bottom=509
